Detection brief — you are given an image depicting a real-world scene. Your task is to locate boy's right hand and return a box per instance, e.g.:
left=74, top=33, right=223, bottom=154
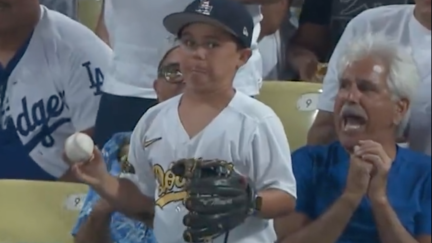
left=68, top=147, right=111, bottom=188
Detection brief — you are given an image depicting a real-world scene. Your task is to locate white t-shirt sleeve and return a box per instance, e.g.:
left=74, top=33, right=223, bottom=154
left=122, top=115, right=156, bottom=198
left=247, top=115, right=297, bottom=198
left=64, top=39, right=112, bottom=131
left=318, top=18, right=360, bottom=112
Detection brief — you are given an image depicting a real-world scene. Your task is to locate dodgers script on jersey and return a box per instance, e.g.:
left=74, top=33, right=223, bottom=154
left=0, top=6, right=112, bottom=178
left=102, top=0, right=262, bottom=98
left=124, top=92, right=297, bottom=243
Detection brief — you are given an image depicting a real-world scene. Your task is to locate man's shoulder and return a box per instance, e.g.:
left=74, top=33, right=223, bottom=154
left=229, top=92, right=277, bottom=123
left=142, top=95, right=179, bottom=119
left=351, top=4, right=414, bottom=29
left=292, top=141, right=345, bottom=168
left=134, top=96, right=179, bottom=133
left=36, top=6, right=111, bottom=57
left=398, top=147, right=432, bottom=173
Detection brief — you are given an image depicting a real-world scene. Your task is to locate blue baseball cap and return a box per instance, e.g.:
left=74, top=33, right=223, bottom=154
left=163, top=0, right=254, bottom=48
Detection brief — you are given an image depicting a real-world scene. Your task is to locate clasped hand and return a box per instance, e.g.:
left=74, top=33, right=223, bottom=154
left=346, top=140, right=393, bottom=202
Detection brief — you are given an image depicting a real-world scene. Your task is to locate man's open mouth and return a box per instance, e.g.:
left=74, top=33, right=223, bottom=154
left=341, top=113, right=367, bottom=133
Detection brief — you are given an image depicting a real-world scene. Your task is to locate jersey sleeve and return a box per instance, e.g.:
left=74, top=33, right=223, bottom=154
left=121, top=116, right=156, bottom=198
left=317, top=17, right=360, bottom=112
left=63, top=38, right=112, bottom=131
left=415, top=173, right=431, bottom=236
left=291, top=146, right=318, bottom=219
left=247, top=115, right=297, bottom=198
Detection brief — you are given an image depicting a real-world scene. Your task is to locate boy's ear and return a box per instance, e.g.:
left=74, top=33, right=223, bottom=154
left=237, top=48, right=252, bottom=69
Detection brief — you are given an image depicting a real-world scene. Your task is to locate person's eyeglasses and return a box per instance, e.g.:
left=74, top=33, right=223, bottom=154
left=157, top=63, right=183, bottom=83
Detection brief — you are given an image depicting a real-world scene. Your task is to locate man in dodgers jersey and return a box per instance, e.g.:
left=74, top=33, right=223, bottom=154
left=92, top=0, right=274, bottom=148
left=307, top=1, right=431, bottom=155
left=72, top=45, right=185, bottom=243
left=0, top=0, right=111, bottom=180
left=70, top=1, right=297, bottom=242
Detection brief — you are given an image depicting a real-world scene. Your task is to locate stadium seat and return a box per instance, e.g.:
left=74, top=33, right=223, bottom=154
left=0, top=180, right=88, bottom=243
left=77, top=0, right=102, bottom=30
left=257, top=81, right=322, bottom=150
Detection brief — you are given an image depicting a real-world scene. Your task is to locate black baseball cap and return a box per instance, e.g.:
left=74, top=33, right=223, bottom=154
left=163, top=0, right=254, bottom=48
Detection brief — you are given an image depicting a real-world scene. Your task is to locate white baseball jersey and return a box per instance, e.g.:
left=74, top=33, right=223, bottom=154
left=1, top=6, right=112, bottom=177
left=126, top=92, right=296, bottom=243
left=318, top=5, right=431, bottom=155
left=102, top=0, right=263, bottom=98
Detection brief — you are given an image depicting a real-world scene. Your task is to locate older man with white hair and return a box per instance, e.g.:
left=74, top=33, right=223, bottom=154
left=307, top=2, right=431, bottom=156
left=275, top=34, right=431, bottom=243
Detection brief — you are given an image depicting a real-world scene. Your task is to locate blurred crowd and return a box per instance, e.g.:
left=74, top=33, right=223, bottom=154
left=0, top=0, right=430, bottom=243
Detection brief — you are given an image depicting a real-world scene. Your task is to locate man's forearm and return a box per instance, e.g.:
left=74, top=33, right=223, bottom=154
left=280, top=193, right=361, bottom=243
left=94, top=175, right=154, bottom=216
left=372, top=199, right=418, bottom=243
left=74, top=211, right=112, bottom=243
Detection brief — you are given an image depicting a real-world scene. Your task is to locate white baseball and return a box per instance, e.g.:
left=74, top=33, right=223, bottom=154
left=65, top=133, right=94, bottom=163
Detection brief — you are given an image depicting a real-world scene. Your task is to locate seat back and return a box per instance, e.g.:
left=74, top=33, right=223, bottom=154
left=0, top=180, right=88, bottom=243
left=257, top=81, right=322, bottom=150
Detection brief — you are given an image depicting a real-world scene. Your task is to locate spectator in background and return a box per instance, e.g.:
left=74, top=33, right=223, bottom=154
left=94, top=0, right=112, bottom=46
left=258, top=0, right=290, bottom=80
left=276, top=34, right=431, bottom=243
left=0, top=0, right=111, bottom=180
left=39, top=0, right=77, bottom=19
left=91, top=0, right=275, bottom=148
left=72, top=46, right=184, bottom=243
left=308, top=2, right=431, bottom=156
left=287, top=0, right=413, bottom=81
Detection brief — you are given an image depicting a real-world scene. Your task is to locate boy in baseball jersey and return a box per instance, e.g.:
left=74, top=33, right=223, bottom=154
left=0, top=0, right=111, bottom=180
left=72, top=46, right=185, bottom=243
left=70, top=1, right=296, bottom=242
left=92, top=0, right=267, bottom=148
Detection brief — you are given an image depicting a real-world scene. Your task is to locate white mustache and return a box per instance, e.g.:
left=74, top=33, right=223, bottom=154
left=339, top=104, right=368, bottom=119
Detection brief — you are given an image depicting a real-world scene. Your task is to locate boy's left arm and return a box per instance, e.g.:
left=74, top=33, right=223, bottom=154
left=247, top=115, right=297, bottom=219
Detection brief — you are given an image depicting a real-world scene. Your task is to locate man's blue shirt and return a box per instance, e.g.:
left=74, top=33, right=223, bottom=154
left=71, top=132, right=157, bottom=243
left=292, top=141, right=431, bottom=243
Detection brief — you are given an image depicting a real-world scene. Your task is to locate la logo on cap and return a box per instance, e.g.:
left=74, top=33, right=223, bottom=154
left=243, top=27, right=249, bottom=37
left=196, top=0, right=213, bottom=15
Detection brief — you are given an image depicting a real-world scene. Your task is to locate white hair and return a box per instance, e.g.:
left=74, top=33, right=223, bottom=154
left=337, top=33, right=420, bottom=135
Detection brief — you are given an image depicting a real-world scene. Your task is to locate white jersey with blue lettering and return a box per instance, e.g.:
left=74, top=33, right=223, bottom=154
left=124, top=92, right=297, bottom=243
left=102, top=0, right=263, bottom=98
left=2, top=6, right=112, bottom=177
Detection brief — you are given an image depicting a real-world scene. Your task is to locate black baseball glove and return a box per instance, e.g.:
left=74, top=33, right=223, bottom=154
left=171, top=158, right=259, bottom=243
